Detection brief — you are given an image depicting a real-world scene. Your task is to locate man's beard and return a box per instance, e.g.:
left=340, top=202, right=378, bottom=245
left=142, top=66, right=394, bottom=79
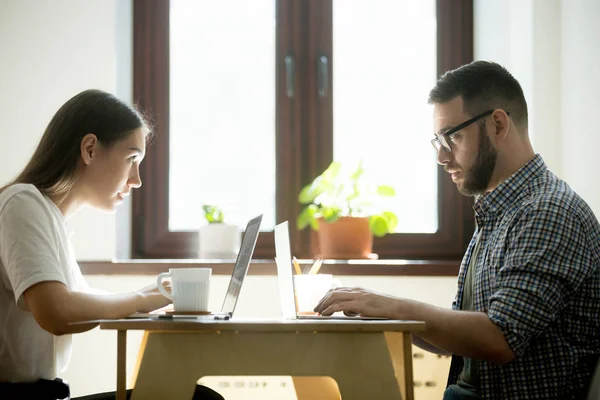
left=457, top=123, right=498, bottom=197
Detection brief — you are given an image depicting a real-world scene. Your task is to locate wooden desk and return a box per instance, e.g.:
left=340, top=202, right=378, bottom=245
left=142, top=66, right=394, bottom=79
left=100, top=318, right=425, bottom=400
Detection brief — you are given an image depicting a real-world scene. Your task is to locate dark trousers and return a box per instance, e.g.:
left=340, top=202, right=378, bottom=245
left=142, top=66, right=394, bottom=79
left=443, top=381, right=482, bottom=400
left=0, top=378, right=70, bottom=400
left=1, top=379, right=222, bottom=400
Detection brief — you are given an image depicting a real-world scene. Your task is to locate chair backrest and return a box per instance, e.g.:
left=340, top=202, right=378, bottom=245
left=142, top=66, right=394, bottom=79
left=587, top=358, right=600, bottom=400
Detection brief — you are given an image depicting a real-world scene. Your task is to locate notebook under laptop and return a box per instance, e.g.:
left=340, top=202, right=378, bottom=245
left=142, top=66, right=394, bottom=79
left=274, top=221, right=387, bottom=321
left=132, top=214, right=263, bottom=321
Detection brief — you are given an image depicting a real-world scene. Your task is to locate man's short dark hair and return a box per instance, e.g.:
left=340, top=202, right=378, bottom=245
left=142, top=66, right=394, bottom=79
left=428, top=61, right=528, bottom=129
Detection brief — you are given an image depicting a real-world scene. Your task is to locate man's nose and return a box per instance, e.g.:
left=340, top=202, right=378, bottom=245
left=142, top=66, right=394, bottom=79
left=436, top=146, right=451, bottom=165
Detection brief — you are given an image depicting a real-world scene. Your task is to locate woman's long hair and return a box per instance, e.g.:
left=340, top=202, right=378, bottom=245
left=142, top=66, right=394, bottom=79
left=0, top=89, right=150, bottom=205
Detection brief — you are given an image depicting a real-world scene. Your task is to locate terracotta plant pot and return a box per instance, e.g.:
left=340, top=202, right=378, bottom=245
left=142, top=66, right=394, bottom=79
left=316, top=216, right=376, bottom=259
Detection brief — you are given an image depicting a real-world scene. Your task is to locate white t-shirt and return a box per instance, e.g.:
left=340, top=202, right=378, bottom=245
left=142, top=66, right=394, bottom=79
left=0, top=184, right=88, bottom=382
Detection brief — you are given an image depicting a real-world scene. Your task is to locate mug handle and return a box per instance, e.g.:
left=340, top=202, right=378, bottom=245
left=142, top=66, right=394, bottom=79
left=156, top=272, right=173, bottom=300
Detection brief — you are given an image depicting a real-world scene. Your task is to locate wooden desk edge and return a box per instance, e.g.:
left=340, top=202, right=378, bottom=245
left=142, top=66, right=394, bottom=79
left=99, top=319, right=426, bottom=333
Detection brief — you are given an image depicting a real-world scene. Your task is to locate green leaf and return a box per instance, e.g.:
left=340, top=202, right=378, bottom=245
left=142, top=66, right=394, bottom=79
left=350, top=160, right=365, bottom=183
left=322, top=162, right=342, bottom=181
left=309, top=217, right=320, bottom=231
left=376, top=185, right=396, bottom=197
left=346, top=190, right=360, bottom=203
left=322, top=207, right=341, bottom=223
left=297, top=204, right=319, bottom=231
left=346, top=180, right=361, bottom=205
left=298, top=166, right=342, bottom=204
left=382, top=211, right=398, bottom=231
left=202, top=204, right=224, bottom=224
left=369, top=215, right=389, bottom=237
left=298, top=178, right=323, bottom=204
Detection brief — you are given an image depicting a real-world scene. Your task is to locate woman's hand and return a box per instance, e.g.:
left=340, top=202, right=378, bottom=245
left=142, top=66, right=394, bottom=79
left=137, top=280, right=172, bottom=295
left=135, top=281, right=172, bottom=312
left=24, top=281, right=173, bottom=335
left=136, top=291, right=172, bottom=313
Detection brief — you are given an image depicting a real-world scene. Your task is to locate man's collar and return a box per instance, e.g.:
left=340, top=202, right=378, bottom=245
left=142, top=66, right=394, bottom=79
left=473, top=154, right=546, bottom=217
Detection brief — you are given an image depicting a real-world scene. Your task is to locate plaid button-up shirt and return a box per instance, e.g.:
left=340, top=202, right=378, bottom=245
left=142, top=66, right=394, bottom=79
left=446, top=154, right=600, bottom=399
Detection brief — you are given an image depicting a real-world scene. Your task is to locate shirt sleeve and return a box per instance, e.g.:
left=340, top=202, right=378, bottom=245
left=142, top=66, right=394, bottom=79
left=487, top=201, right=594, bottom=357
left=0, top=190, right=67, bottom=310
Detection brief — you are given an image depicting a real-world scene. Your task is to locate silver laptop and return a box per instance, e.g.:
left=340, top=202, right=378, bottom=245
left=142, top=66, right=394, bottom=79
left=217, top=213, right=263, bottom=319
left=132, top=214, right=263, bottom=321
left=274, top=221, right=387, bottom=321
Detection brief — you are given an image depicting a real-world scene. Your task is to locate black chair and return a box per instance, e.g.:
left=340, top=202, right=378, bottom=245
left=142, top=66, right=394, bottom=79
left=72, top=384, right=223, bottom=400
left=0, top=377, right=70, bottom=400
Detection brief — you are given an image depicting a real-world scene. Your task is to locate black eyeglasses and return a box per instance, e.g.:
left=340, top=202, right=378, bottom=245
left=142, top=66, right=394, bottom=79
left=431, top=109, right=509, bottom=153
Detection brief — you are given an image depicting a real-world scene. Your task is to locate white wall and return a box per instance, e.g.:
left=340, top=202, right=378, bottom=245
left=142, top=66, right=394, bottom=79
left=560, top=0, right=600, bottom=216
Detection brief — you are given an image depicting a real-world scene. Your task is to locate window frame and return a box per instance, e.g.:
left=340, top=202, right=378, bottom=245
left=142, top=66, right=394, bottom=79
left=131, top=0, right=474, bottom=260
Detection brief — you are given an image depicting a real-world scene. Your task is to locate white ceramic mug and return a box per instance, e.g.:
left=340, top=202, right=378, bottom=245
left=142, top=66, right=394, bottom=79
left=157, top=268, right=211, bottom=312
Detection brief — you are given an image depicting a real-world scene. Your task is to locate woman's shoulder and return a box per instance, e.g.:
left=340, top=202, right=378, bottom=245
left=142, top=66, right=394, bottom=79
left=0, top=184, right=47, bottom=214
left=1, top=183, right=40, bottom=195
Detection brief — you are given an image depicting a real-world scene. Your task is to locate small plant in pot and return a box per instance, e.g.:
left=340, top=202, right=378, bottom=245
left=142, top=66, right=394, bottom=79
left=198, top=205, right=241, bottom=259
left=296, top=161, right=398, bottom=259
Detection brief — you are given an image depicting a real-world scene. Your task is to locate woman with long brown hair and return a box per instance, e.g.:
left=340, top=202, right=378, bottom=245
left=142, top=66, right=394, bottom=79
left=0, top=89, right=172, bottom=398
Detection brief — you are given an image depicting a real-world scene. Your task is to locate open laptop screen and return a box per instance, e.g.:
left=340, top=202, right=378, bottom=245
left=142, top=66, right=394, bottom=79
left=274, top=220, right=388, bottom=321
left=274, top=221, right=297, bottom=319
left=220, top=214, right=263, bottom=315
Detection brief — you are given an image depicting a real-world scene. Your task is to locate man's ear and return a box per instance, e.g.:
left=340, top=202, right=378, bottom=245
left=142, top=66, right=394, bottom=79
left=80, top=133, right=99, bottom=165
left=491, top=109, right=510, bottom=144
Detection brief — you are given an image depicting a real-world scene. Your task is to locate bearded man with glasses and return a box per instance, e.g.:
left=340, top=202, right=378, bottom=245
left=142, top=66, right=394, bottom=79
left=314, top=60, right=600, bottom=400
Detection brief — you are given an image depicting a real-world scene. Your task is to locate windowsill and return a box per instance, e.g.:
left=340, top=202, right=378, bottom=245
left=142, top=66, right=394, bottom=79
left=79, top=259, right=460, bottom=277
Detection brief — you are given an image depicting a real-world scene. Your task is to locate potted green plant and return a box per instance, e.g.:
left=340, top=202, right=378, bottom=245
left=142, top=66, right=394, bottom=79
left=198, top=205, right=241, bottom=259
left=297, top=161, right=398, bottom=259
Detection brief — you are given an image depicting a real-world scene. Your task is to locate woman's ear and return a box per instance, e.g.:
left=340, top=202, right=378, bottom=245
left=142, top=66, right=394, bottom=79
left=80, top=133, right=98, bottom=165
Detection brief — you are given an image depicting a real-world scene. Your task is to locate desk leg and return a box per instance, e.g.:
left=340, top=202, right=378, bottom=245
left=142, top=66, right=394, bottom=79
left=130, top=331, right=150, bottom=388
left=117, top=330, right=127, bottom=400
left=385, top=332, right=415, bottom=400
